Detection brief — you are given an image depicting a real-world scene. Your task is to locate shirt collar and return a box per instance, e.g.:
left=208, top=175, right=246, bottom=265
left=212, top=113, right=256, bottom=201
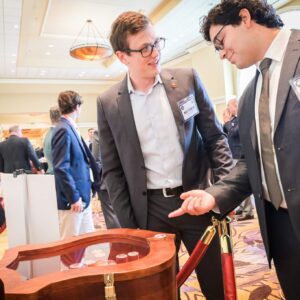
left=127, top=73, right=162, bottom=95
left=62, top=115, right=77, bottom=130
left=256, top=28, right=291, bottom=70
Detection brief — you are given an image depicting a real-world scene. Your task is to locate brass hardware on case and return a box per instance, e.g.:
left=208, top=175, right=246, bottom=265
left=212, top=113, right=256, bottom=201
left=104, top=273, right=117, bottom=300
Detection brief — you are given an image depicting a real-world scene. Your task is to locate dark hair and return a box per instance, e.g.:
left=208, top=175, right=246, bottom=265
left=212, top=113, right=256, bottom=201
left=200, top=0, right=284, bottom=42
left=110, top=11, right=151, bottom=53
left=57, top=90, right=83, bottom=115
left=49, top=106, right=61, bottom=123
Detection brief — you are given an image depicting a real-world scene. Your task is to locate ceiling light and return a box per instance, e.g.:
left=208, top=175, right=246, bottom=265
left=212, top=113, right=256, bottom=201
left=69, top=19, right=113, bottom=61
left=48, top=44, right=54, bottom=48
left=45, top=52, right=51, bottom=55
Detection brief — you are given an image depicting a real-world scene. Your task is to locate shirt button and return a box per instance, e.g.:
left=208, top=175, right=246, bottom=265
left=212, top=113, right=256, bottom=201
left=142, top=191, right=147, bottom=196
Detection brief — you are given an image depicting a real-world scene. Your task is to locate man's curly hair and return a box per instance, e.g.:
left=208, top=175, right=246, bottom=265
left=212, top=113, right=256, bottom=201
left=200, top=0, right=284, bottom=42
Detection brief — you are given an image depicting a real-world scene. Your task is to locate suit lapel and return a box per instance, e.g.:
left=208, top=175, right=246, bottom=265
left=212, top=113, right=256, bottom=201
left=241, top=72, right=259, bottom=152
left=160, top=69, right=185, bottom=150
left=274, top=30, right=300, bottom=132
left=117, top=77, right=145, bottom=163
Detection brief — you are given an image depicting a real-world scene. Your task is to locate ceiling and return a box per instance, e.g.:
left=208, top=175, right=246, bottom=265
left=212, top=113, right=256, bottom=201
left=0, top=0, right=213, bottom=82
left=0, top=0, right=292, bottom=84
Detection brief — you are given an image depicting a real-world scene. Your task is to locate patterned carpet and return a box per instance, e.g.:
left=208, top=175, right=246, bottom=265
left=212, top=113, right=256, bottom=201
left=94, top=200, right=283, bottom=300
left=178, top=217, right=283, bottom=300
left=0, top=200, right=283, bottom=300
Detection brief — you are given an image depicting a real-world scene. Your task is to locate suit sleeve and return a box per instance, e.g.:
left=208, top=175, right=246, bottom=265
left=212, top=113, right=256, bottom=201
left=92, top=131, right=102, bottom=170
left=97, top=96, right=138, bottom=228
left=52, top=127, right=80, bottom=204
left=25, top=138, right=42, bottom=170
left=206, top=158, right=252, bottom=217
left=192, top=69, right=233, bottom=182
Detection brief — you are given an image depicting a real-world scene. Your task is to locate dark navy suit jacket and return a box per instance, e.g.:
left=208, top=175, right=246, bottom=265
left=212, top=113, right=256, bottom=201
left=52, top=117, right=92, bottom=210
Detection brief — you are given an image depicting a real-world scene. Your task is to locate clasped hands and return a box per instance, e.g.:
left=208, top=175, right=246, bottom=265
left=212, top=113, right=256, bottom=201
left=168, top=190, right=216, bottom=218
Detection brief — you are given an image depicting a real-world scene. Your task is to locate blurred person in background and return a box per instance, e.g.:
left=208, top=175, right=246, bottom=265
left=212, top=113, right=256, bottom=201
left=43, top=106, right=61, bottom=174
left=0, top=125, right=44, bottom=174
left=223, top=98, right=254, bottom=221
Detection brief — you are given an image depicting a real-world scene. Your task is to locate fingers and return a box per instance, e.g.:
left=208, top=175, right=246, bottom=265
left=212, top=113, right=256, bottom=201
left=168, top=208, right=185, bottom=218
left=180, top=190, right=204, bottom=200
left=169, top=196, right=204, bottom=218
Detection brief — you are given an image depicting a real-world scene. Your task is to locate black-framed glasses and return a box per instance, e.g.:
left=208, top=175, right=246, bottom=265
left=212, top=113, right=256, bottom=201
left=124, top=37, right=166, bottom=57
left=213, top=24, right=227, bottom=52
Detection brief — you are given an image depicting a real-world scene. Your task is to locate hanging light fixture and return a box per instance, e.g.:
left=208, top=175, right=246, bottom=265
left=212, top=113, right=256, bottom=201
left=70, top=19, right=113, bottom=61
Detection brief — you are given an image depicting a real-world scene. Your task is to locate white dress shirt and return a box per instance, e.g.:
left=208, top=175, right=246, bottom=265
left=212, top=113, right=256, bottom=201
left=254, top=28, right=291, bottom=208
left=128, top=74, right=184, bottom=189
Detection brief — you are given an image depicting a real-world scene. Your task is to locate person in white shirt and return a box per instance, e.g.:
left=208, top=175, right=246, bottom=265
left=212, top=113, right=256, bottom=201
left=169, top=1, right=300, bottom=299
left=97, top=11, right=233, bottom=300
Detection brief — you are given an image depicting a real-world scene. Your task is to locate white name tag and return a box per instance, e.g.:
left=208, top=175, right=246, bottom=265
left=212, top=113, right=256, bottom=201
left=289, top=75, right=300, bottom=101
left=177, top=94, right=199, bottom=122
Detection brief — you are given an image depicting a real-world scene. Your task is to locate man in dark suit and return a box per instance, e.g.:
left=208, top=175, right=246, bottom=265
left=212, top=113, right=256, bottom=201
left=97, top=11, right=233, bottom=299
left=52, top=90, right=95, bottom=239
left=0, top=125, right=43, bottom=174
left=223, top=98, right=254, bottom=221
left=91, top=130, right=120, bottom=229
left=169, top=1, right=300, bottom=299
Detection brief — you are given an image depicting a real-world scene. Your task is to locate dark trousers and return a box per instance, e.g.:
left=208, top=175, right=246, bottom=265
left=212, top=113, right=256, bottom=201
left=147, top=193, right=224, bottom=300
left=265, top=200, right=300, bottom=300
left=98, top=189, right=121, bottom=229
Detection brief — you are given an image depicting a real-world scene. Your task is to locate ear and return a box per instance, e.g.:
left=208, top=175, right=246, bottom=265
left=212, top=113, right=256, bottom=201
left=115, top=50, right=129, bottom=65
left=239, top=8, right=252, bottom=28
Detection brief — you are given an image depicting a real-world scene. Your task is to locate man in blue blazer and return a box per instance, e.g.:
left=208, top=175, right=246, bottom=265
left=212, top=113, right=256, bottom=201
left=97, top=11, right=233, bottom=299
left=170, top=1, right=300, bottom=298
left=52, top=90, right=95, bottom=239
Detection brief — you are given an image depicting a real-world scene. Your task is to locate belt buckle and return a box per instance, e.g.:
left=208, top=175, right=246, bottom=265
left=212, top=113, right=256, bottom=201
left=162, top=188, right=175, bottom=198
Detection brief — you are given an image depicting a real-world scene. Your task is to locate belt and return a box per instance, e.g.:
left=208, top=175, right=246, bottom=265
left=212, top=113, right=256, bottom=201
left=147, top=186, right=183, bottom=198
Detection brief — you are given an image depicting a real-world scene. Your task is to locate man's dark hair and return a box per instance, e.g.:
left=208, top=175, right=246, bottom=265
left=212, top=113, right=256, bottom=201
left=57, top=90, right=83, bottom=115
left=200, top=0, right=284, bottom=42
left=49, top=106, right=61, bottom=124
left=110, top=11, right=151, bottom=53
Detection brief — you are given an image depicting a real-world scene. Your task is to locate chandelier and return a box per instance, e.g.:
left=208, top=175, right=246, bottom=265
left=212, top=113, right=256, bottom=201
left=70, top=19, right=113, bottom=61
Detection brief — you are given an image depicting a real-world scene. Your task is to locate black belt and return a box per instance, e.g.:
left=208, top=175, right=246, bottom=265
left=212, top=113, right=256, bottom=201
left=147, top=186, right=183, bottom=198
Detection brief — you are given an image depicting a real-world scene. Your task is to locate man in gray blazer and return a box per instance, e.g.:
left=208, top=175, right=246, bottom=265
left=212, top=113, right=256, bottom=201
left=169, top=1, right=300, bottom=299
left=97, top=11, right=233, bottom=299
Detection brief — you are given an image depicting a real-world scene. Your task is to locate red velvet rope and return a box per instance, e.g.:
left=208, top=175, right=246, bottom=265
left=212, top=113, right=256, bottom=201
left=222, top=253, right=237, bottom=300
left=176, top=240, right=208, bottom=288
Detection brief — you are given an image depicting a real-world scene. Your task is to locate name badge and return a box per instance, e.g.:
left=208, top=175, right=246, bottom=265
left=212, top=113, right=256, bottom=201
left=289, top=75, right=300, bottom=101
left=177, top=94, right=199, bottom=122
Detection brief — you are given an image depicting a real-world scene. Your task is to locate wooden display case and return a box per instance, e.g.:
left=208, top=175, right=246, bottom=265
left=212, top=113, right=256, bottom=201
left=0, top=228, right=177, bottom=300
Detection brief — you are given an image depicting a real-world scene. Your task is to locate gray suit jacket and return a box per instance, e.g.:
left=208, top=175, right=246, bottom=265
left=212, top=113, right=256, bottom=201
left=206, top=30, right=300, bottom=261
left=97, top=68, right=232, bottom=229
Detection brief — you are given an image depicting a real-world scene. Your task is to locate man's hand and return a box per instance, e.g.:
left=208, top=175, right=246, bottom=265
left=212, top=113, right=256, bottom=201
left=71, top=197, right=84, bottom=213
left=168, top=190, right=216, bottom=218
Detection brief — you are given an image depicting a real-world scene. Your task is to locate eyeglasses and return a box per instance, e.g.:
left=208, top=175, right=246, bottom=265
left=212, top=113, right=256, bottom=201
left=124, top=37, right=166, bottom=57
left=213, top=24, right=227, bottom=52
